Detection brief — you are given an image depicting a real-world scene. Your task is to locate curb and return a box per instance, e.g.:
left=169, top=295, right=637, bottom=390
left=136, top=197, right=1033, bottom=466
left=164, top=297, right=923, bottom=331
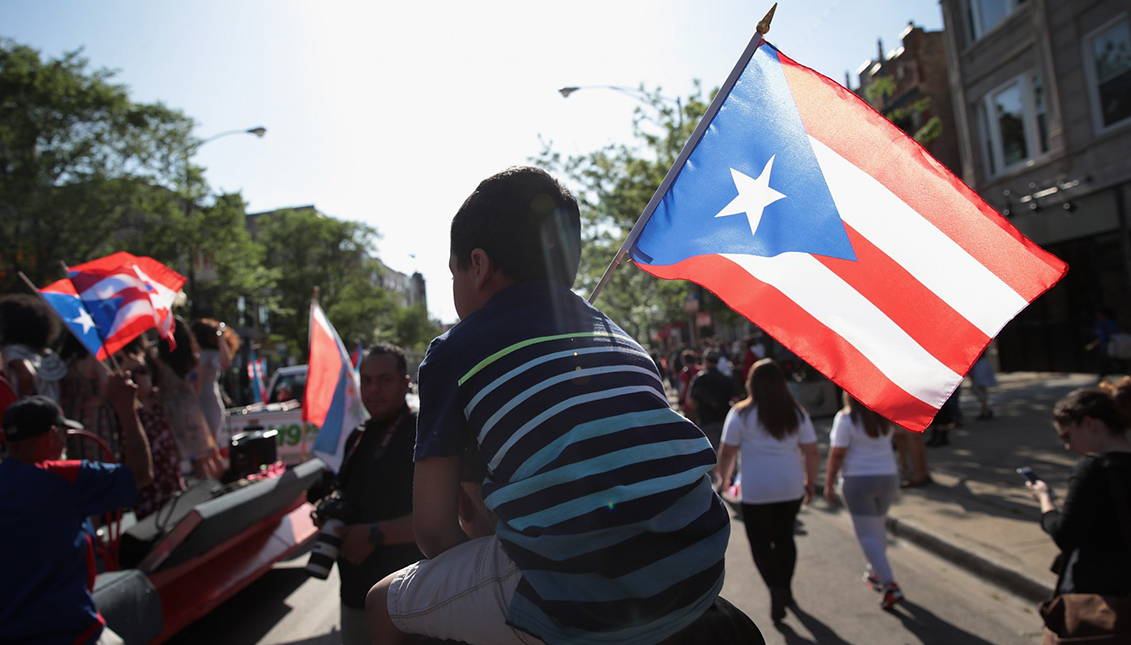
left=886, top=514, right=1054, bottom=605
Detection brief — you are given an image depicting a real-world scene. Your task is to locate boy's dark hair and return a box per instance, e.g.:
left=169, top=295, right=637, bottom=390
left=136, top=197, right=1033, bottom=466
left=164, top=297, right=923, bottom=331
left=0, top=294, right=58, bottom=350
left=451, top=166, right=581, bottom=288
left=364, top=343, right=408, bottom=378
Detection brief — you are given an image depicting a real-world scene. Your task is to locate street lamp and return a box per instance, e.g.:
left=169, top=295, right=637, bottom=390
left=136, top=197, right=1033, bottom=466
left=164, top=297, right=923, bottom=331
left=557, top=85, right=683, bottom=129
left=184, top=126, right=267, bottom=315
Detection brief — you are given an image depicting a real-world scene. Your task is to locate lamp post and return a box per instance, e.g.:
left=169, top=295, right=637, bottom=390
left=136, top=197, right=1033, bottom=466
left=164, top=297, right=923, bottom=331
left=184, top=126, right=267, bottom=316
left=558, top=85, right=683, bottom=130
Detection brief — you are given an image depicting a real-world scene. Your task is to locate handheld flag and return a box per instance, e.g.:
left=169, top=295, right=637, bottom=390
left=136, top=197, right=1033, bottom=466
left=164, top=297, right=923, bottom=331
left=305, top=299, right=369, bottom=471
left=35, top=278, right=107, bottom=360
left=624, top=38, right=1066, bottom=431
left=351, top=340, right=364, bottom=372
left=247, top=349, right=268, bottom=404
left=67, top=252, right=186, bottom=357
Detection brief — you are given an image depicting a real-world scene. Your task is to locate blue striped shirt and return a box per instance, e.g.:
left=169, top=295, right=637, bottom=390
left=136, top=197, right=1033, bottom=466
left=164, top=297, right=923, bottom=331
left=416, top=281, right=729, bottom=644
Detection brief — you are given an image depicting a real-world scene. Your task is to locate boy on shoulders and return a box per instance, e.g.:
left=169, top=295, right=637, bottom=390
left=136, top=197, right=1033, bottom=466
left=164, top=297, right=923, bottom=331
left=367, top=166, right=729, bottom=645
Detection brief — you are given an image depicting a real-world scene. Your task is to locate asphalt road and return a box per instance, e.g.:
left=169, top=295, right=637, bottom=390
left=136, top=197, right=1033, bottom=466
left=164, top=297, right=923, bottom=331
left=166, top=497, right=1045, bottom=644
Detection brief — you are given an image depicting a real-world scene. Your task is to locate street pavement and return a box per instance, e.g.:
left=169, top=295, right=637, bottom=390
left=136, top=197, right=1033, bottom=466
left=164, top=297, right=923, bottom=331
left=171, top=371, right=1095, bottom=643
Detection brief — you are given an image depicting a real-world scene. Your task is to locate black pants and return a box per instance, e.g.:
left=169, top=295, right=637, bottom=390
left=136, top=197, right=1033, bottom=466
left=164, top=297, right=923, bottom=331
left=741, top=498, right=804, bottom=593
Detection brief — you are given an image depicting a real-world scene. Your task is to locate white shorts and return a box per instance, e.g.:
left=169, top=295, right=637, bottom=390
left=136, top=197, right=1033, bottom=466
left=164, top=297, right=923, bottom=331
left=386, top=535, right=542, bottom=645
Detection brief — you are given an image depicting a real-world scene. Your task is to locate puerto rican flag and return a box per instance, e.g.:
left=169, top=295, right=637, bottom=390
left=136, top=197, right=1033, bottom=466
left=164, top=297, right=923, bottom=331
left=247, top=348, right=268, bottom=404
left=305, top=300, right=368, bottom=471
left=351, top=339, right=364, bottom=372
left=628, top=39, right=1066, bottom=432
left=68, top=252, right=186, bottom=357
left=37, top=279, right=107, bottom=360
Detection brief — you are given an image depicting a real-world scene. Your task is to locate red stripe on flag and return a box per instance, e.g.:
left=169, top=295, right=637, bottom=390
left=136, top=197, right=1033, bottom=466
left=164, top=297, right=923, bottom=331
left=815, top=224, right=991, bottom=375
left=304, top=314, right=343, bottom=428
left=777, top=52, right=1067, bottom=301
left=635, top=256, right=939, bottom=431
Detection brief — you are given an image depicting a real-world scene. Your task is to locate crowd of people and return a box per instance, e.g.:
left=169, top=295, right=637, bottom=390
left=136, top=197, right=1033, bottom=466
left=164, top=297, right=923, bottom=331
left=0, top=294, right=246, bottom=517
left=3, top=165, right=1130, bottom=645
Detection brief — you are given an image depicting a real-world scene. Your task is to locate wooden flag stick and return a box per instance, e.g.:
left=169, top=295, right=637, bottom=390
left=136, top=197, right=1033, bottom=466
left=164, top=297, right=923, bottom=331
left=588, top=2, right=778, bottom=306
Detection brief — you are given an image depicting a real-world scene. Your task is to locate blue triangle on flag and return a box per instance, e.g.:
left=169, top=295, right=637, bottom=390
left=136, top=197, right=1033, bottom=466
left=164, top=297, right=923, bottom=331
left=633, top=44, right=856, bottom=266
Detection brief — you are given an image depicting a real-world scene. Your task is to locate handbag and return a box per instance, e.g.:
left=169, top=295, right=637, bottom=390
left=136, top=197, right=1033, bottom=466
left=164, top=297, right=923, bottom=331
left=1038, top=457, right=1131, bottom=644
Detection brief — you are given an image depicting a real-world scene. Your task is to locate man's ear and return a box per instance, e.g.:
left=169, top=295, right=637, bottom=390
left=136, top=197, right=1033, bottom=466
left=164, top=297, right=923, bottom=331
left=469, top=248, right=494, bottom=291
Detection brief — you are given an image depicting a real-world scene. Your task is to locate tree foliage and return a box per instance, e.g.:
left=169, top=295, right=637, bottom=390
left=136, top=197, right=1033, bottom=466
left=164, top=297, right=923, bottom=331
left=533, top=83, right=743, bottom=342
left=864, top=75, right=942, bottom=146
left=254, top=207, right=389, bottom=354
left=0, top=39, right=197, bottom=289
left=0, top=39, right=437, bottom=361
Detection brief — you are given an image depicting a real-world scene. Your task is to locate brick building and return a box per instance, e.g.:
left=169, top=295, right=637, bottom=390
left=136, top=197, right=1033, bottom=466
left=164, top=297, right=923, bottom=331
left=853, top=23, right=962, bottom=174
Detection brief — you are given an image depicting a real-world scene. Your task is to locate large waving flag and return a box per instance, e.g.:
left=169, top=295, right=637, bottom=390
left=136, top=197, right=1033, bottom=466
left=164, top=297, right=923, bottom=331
left=37, top=278, right=107, bottom=360
left=625, top=38, right=1066, bottom=432
left=247, top=348, right=268, bottom=404
left=305, top=300, right=368, bottom=471
left=67, top=252, right=186, bottom=357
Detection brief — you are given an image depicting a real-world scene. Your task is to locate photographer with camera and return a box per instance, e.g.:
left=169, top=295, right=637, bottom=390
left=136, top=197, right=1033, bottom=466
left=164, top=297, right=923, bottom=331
left=308, top=344, right=422, bottom=645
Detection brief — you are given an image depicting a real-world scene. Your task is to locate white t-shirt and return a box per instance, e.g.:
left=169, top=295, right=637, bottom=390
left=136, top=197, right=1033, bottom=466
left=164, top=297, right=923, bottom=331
left=721, top=405, right=817, bottom=504
left=829, top=410, right=898, bottom=478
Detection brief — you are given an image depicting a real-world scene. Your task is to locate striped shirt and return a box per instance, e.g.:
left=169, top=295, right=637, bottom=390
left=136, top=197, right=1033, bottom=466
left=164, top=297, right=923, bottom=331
left=416, top=281, right=729, bottom=644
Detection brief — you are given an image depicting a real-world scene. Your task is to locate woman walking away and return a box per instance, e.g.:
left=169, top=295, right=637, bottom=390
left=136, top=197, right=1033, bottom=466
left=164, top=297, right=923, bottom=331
left=716, top=358, right=819, bottom=623
left=1027, top=383, right=1131, bottom=598
left=825, top=394, right=904, bottom=610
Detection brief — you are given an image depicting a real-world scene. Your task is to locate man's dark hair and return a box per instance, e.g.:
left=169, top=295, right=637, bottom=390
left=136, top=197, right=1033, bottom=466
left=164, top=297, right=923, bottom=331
left=365, top=343, right=408, bottom=378
left=451, top=166, right=582, bottom=288
left=0, top=294, right=58, bottom=350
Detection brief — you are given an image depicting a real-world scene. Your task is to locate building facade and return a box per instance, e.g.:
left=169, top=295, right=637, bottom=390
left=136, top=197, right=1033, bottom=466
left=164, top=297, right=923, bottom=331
left=940, top=0, right=1131, bottom=371
left=854, top=23, right=963, bottom=174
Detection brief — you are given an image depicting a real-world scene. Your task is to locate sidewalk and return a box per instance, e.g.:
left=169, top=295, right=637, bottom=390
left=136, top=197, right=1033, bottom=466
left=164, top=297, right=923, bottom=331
left=680, top=371, right=1100, bottom=605
left=868, top=371, right=1096, bottom=603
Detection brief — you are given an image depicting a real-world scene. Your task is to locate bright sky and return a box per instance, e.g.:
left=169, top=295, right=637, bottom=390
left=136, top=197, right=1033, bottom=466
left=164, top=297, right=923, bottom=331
left=2, top=0, right=943, bottom=325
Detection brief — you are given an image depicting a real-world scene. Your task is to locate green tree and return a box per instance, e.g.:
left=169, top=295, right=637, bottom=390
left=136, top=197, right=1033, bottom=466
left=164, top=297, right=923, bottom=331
left=534, top=83, right=741, bottom=341
left=255, top=207, right=389, bottom=353
left=864, top=75, right=942, bottom=146
left=376, top=303, right=441, bottom=356
left=0, top=39, right=197, bottom=289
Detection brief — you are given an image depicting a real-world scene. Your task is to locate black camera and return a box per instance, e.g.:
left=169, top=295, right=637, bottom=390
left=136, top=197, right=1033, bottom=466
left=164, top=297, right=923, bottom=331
left=305, top=492, right=352, bottom=579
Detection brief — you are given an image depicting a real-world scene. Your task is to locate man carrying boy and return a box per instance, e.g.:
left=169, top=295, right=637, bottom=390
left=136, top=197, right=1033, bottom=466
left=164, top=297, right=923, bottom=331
left=367, top=167, right=730, bottom=644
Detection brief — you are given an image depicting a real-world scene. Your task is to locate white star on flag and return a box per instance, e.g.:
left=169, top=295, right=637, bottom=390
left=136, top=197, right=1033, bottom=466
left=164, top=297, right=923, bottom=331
left=714, top=156, right=787, bottom=237
left=71, top=309, right=96, bottom=334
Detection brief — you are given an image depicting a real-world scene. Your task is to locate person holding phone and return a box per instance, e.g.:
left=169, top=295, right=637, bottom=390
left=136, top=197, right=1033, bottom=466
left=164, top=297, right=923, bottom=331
left=1027, top=382, right=1131, bottom=597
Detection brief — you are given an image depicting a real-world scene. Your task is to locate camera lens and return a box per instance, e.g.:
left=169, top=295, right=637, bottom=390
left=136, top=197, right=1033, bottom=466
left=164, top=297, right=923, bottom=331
left=305, top=519, right=345, bottom=579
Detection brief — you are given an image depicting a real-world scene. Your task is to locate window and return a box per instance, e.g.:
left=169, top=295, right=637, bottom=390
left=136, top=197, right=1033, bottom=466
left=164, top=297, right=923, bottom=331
left=965, top=0, right=1028, bottom=42
left=980, top=73, right=1048, bottom=175
left=1084, top=17, right=1131, bottom=131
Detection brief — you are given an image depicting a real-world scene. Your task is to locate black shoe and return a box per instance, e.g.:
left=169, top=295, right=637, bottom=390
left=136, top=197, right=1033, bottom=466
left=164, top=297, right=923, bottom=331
left=935, top=430, right=950, bottom=447
left=770, top=588, right=789, bottom=622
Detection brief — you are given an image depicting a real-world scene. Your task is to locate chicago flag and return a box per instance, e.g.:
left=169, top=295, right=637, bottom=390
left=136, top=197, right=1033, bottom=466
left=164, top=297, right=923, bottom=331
left=630, top=40, right=1066, bottom=431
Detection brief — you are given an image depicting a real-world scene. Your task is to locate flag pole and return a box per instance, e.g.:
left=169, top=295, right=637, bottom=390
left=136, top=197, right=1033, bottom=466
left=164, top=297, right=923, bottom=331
left=19, top=271, right=116, bottom=376
left=61, top=261, right=125, bottom=374
left=588, top=2, right=778, bottom=305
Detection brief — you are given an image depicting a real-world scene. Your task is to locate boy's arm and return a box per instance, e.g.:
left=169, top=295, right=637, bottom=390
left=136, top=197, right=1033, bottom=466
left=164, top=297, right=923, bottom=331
left=413, top=456, right=467, bottom=558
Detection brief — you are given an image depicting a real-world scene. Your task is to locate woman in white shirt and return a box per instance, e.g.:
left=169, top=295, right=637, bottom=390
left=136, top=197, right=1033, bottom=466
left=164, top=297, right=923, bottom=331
left=716, top=358, right=819, bottom=624
left=824, top=393, right=903, bottom=610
